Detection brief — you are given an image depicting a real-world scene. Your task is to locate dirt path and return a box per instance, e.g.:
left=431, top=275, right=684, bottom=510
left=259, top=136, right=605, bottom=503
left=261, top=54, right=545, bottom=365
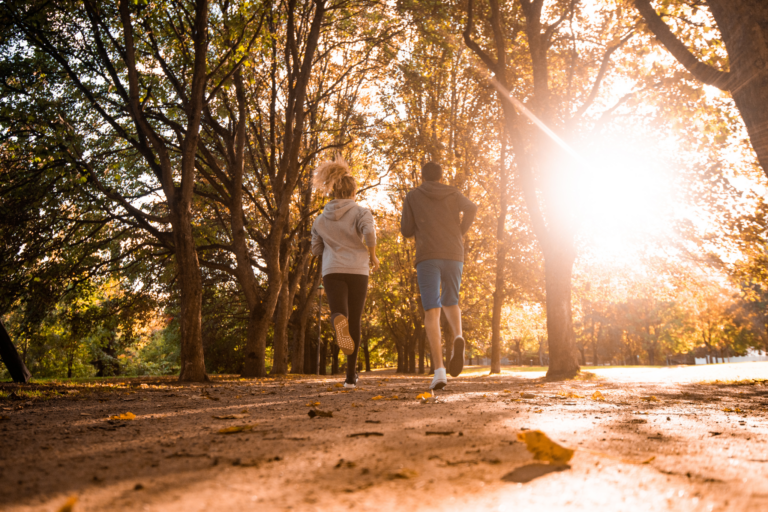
left=1, top=363, right=767, bottom=512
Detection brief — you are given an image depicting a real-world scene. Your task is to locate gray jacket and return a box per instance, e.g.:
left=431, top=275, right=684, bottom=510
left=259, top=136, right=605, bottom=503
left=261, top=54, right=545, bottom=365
left=400, top=181, right=477, bottom=265
left=311, top=199, right=376, bottom=276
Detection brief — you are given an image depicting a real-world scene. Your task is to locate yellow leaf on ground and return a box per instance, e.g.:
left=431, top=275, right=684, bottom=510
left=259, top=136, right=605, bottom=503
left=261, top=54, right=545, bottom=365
left=371, top=395, right=384, bottom=401
left=305, top=401, right=320, bottom=407
left=641, top=396, right=660, bottom=402
left=533, top=409, right=543, bottom=413
left=218, top=424, right=254, bottom=434
left=351, top=403, right=360, bottom=407
left=109, top=412, right=136, bottom=421
left=503, top=389, right=511, bottom=393
left=517, top=430, right=574, bottom=464
left=592, top=391, right=605, bottom=401
left=58, top=495, right=78, bottom=512
left=723, top=407, right=734, bottom=412
left=416, top=392, right=432, bottom=400
left=520, top=392, right=536, bottom=399
left=335, top=383, right=343, bottom=388
left=735, top=408, right=742, bottom=413
left=240, top=408, right=249, bottom=413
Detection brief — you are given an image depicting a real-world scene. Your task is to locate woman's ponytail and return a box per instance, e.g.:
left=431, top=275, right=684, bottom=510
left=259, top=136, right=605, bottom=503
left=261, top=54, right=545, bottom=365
left=312, top=155, right=357, bottom=199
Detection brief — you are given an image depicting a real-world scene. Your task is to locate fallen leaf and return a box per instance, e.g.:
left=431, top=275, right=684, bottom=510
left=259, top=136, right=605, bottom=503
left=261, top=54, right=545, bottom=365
left=722, top=407, right=734, bottom=412
left=370, top=395, right=385, bottom=401
left=212, top=414, right=248, bottom=420
left=533, top=409, right=543, bottom=413
left=390, top=468, right=418, bottom=479
left=308, top=408, right=333, bottom=418
left=335, top=383, right=343, bottom=388
left=109, top=412, right=136, bottom=421
left=520, top=392, right=536, bottom=399
left=305, top=401, right=320, bottom=407
left=240, top=409, right=248, bottom=413
left=58, top=495, right=78, bottom=512
left=640, top=396, right=660, bottom=402
left=592, top=391, right=605, bottom=401
left=503, top=389, right=511, bottom=394
left=517, top=430, right=574, bottom=465
left=416, top=392, right=432, bottom=400
left=351, top=403, right=361, bottom=408
left=218, top=425, right=254, bottom=434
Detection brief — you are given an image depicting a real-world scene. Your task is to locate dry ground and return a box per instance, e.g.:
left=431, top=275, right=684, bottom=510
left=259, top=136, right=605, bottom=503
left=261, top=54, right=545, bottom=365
left=1, top=363, right=767, bottom=512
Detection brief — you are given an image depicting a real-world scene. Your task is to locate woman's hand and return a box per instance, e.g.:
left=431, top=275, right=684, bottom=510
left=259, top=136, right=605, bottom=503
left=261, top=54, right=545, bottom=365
left=368, top=246, right=380, bottom=273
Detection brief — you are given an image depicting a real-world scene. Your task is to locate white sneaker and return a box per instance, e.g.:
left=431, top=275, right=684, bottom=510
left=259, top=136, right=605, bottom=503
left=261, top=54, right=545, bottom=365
left=430, top=368, right=447, bottom=390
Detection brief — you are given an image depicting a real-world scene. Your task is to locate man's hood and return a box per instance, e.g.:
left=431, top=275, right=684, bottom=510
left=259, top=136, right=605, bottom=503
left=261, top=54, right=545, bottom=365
left=321, top=199, right=357, bottom=221
left=416, top=181, right=457, bottom=200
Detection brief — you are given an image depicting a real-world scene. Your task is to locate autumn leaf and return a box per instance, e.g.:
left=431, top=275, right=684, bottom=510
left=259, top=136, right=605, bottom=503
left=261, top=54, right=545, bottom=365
left=416, top=392, right=432, bottom=400
left=389, top=468, right=418, bottom=479
left=517, top=430, right=574, bottom=465
left=58, top=495, right=78, bottom=512
left=558, top=391, right=584, bottom=399
left=371, top=395, right=385, bottom=401
left=109, top=412, right=136, bottom=421
left=502, top=389, right=511, bottom=394
left=212, top=413, right=248, bottom=420
left=335, top=383, right=343, bottom=388
left=640, top=396, right=660, bottom=402
left=520, top=392, right=536, bottom=399
left=308, top=408, right=333, bottom=418
left=592, top=391, right=605, bottom=401
left=218, top=425, right=254, bottom=434
left=305, top=401, right=320, bottom=407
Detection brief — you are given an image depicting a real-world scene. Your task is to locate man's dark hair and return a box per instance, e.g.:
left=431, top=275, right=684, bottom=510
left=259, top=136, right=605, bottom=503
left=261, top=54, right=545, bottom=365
left=421, top=162, right=442, bottom=182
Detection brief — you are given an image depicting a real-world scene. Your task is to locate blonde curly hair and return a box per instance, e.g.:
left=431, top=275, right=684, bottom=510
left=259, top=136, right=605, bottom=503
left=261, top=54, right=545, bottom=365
left=312, top=154, right=357, bottom=199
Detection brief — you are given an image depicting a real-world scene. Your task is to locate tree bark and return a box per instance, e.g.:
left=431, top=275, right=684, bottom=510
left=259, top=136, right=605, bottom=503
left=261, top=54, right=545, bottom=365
left=490, top=126, right=509, bottom=374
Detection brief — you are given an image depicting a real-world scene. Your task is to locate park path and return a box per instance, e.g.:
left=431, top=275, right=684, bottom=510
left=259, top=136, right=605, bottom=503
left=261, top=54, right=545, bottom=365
left=1, top=363, right=767, bottom=512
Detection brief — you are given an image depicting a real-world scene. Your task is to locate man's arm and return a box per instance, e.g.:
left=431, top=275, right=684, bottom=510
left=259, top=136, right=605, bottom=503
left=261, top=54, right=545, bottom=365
left=400, top=195, right=416, bottom=238
left=458, top=194, right=478, bottom=235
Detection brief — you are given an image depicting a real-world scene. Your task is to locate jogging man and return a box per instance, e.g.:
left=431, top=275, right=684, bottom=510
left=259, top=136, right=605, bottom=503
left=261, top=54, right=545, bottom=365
left=400, top=162, right=477, bottom=389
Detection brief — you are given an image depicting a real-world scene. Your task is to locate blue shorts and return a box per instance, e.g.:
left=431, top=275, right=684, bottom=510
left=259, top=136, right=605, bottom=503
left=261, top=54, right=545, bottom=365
left=416, top=259, right=463, bottom=311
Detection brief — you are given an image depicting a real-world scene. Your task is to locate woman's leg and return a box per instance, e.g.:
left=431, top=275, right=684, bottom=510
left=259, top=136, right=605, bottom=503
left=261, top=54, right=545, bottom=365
left=322, top=274, right=350, bottom=319
left=344, top=274, right=369, bottom=381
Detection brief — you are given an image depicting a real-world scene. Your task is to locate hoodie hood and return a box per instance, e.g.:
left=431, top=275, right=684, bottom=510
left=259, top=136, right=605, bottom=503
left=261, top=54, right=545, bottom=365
left=321, top=198, right=357, bottom=221
left=416, top=181, right=458, bottom=200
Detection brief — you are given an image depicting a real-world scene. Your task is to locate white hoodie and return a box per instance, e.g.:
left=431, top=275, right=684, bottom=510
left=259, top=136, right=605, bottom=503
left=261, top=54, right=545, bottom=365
left=311, top=199, right=376, bottom=276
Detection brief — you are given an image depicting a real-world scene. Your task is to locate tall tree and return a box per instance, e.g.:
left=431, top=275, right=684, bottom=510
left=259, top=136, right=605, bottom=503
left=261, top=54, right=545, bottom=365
left=634, top=0, right=768, bottom=175
left=3, top=0, right=216, bottom=381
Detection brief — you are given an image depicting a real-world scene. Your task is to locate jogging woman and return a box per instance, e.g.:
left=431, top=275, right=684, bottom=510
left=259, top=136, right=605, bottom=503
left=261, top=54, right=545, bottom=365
left=311, top=155, right=379, bottom=388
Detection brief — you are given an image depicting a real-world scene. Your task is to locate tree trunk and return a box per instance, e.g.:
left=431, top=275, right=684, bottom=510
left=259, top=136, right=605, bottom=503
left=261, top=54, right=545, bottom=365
left=331, top=344, right=339, bottom=375
left=0, top=320, right=31, bottom=383
left=490, top=127, right=509, bottom=374
left=544, top=247, right=580, bottom=378
left=174, top=212, right=208, bottom=382
left=272, top=278, right=291, bottom=375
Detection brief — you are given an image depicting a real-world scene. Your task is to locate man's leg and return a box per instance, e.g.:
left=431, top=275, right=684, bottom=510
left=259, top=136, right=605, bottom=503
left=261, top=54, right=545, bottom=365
left=440, top=261, right=465, bottom=377
left=441, top=304, right=462, bottom=341
left=424, top=307, right=443, bottom=370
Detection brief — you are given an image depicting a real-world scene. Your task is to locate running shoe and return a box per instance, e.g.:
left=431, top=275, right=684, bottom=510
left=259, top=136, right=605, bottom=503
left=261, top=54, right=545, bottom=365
left=430, top=368, right=447, bottom=390
left=449, top=336, right=465, bottom=377
left=344, top=373, right=359, bottom=389
left=332, top=313, right=355, bottom=355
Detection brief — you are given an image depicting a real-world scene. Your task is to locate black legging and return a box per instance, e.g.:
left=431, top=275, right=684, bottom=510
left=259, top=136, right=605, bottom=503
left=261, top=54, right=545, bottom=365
left=322, top=273, right=368, bottom=380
